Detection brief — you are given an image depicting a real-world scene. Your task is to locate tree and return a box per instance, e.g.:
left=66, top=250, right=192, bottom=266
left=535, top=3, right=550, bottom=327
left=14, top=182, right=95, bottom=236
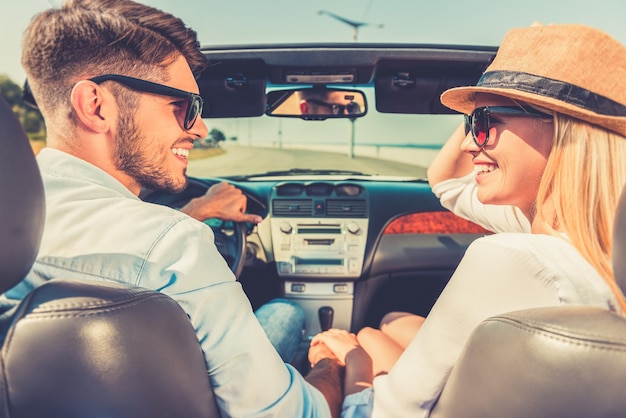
left=208, top=128, right=226, bottom=144
left=0, top=74, right=45, bottom=136
left=23, top=111, right=43, bottom=133
left=0, top=75, right=22, bottom=107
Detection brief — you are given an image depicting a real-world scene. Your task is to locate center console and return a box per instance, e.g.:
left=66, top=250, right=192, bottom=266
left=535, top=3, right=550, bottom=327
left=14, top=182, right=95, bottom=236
left=271, top=217, right=368, bottom=278
left=269, top=181, right=369, bottom=338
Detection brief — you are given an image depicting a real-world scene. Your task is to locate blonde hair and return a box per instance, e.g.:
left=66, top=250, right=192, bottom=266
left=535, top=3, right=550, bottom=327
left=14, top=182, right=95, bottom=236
left=535, top=115, right=626, bottom=312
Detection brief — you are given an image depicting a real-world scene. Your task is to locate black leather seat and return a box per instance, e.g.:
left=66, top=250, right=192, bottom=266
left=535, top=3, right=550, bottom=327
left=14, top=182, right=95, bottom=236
left=0, top=96, right=219, bottom=417
left=431, top=191, right=626, bottom=415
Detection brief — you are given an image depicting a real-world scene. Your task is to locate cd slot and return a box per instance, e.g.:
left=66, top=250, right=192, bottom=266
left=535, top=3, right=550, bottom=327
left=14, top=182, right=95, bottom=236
left=304, top=238, right=335, bottom=246
left=297, top=227, right=341, bottom=234
left=295, top=258, right=344, bottom=266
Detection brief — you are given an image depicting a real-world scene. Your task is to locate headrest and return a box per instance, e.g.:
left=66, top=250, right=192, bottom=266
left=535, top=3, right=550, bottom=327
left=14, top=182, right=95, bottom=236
left=613, top=184, right=626, bottom=295
left=0, top=96, right=45, bottom=293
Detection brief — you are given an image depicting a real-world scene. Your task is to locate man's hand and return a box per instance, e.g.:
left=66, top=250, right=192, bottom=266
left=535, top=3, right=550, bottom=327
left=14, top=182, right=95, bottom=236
left=179, top=182, right=263, bottom=223
left=308, top=338, right=341, bottom=368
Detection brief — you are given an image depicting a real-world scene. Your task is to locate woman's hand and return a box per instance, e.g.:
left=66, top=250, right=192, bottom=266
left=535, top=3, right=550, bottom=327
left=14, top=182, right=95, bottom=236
left=310, top=328, right=374, bottom=396
left=310, top=328, right=363, bottom=366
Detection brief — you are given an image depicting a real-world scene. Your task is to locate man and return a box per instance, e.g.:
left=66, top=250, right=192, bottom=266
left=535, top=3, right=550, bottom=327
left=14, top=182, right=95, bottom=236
left=299, top=89, right=362, bottom=116
left=13, top=0, right=343, bottom=416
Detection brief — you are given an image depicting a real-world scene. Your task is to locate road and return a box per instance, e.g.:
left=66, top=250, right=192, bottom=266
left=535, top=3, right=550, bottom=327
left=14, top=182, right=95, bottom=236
left=187, top=145, right=427, bottom=178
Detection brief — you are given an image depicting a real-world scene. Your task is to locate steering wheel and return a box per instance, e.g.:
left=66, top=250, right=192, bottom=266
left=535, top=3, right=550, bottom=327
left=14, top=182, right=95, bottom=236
left=204, top=218, right=246, bottom=279
left=139, top=179, right=248, bottom=279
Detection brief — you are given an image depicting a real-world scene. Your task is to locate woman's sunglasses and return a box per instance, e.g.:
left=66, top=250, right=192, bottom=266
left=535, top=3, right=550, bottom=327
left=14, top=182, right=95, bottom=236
left=464, top=106, right=553, bottom=148
left=89, top=74, right=204, bottom=130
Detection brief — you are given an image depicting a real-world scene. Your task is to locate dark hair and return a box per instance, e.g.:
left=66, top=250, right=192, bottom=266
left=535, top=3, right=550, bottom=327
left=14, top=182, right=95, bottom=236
left=22, top=0, right=207, bottom=115
left=65, top=0, right=207, bottom=77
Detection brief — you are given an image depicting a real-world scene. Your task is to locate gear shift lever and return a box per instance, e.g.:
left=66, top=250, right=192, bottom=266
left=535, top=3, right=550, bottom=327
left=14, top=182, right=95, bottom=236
left=318, top=306, right=334, bottom=331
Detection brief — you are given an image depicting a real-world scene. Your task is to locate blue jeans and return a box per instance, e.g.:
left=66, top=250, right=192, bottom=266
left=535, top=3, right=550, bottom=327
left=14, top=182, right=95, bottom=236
left=255, top=298, right=305, bottom=364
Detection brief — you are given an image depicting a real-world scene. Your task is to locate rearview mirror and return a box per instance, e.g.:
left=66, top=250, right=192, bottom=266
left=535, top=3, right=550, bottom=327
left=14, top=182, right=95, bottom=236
left=266, top=87, right=367, bottom=120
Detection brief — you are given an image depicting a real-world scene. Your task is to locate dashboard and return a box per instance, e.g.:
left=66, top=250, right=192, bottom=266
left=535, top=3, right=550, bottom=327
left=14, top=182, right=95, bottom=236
left=270, top=181, right=369, bottom=279
left=142, top=176, right=488, bottom=339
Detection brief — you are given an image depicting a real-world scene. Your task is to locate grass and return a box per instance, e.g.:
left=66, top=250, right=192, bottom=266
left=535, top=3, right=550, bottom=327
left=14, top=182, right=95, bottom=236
left=189, top=147, right=225, bottom=159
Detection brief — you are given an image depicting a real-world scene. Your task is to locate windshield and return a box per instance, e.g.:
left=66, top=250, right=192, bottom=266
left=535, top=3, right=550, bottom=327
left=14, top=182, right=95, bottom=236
left=4, top=1, right=624, bottom=182
left=188, top=87, right=461, bottom=180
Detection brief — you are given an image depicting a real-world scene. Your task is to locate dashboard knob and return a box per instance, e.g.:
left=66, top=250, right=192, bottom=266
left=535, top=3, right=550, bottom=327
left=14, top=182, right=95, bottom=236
left=279, top=222, right=293, bottom=234
left=346, top=222, right=361, bottom=235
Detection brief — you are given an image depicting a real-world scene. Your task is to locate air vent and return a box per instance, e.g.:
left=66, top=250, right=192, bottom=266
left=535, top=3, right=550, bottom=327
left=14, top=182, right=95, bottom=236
left=306, top=182, right=334, bottom=196
left=326, top=199, right=367, bottom=217
left=272, top=199, right=313, bottom=216
left=336, top=183, right=363, bottom=197
left=276, top=183, right=305, bottom=196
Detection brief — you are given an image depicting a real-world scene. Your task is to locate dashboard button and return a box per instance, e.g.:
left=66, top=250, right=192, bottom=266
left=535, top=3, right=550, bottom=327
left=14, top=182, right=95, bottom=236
left=333, top=284, right=348, bottom=293
left=291, top=283, right=306, bottom=292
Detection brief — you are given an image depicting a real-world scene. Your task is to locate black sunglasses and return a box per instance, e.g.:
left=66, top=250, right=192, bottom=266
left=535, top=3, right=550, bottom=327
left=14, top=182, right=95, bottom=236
left=464, top=106, right=553, bottom=148
left=90, top=74, right=203, bottom=130
left=306, top=98, right=361, bottom=115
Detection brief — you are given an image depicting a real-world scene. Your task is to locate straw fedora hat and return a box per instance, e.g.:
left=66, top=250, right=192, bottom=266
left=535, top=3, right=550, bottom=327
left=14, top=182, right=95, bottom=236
left=440, top=24, right=626, bottom=137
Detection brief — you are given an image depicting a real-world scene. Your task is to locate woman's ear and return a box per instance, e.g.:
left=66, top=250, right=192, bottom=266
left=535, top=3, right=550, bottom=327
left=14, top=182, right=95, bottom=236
left=70, top=80, right=112, bottom=133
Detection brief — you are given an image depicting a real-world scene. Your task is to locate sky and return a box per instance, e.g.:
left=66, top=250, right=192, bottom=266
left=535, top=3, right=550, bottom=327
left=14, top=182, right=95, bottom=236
left=3, top=0, right=626, bottom=85
left=3, top=0, right=626, bottom=155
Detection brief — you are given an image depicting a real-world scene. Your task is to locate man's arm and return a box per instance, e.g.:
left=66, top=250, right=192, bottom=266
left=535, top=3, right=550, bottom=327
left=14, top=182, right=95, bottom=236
left=306, top=344, right=345, bottom=418
left=308, top=331, right=375, bottom=418
left=427, top=121, right=473, bottom=188
left=179, top=181, right=262, bottom=223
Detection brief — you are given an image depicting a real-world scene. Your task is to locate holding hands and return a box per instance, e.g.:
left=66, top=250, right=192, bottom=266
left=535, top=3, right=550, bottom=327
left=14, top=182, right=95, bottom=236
left=310, top=329, right=362, bottom=366
left=310, top=329, right=374, bottom=396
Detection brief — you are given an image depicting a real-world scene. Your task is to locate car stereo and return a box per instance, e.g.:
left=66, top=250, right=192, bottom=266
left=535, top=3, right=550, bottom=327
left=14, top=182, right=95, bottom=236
left=269, top=181, right=369, bottom=279
left=270, top=217, right=368, bottom=278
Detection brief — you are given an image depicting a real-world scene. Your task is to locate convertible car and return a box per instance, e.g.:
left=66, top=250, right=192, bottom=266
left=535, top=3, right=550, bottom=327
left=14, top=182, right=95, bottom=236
left=4, top=41, right=626, bottom=418
left=141, top=42, right=496, bottom=341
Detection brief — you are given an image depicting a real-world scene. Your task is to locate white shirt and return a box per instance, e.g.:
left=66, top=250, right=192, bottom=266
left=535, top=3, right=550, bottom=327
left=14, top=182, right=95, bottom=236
left=6, top=148, right=330, bottom=418
left=342, top=173, right=617, bottom=417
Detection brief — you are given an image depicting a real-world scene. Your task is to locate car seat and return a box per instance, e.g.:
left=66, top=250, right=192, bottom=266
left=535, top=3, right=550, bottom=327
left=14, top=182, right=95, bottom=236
left=431, top=185, right=626, bottom=415
left=0, top=96, right=220, bottom=417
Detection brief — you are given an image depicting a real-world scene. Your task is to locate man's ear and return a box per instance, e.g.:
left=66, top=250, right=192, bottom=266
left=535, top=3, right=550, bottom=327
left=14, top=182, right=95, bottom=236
left=70, top=81, right=112, bottom=133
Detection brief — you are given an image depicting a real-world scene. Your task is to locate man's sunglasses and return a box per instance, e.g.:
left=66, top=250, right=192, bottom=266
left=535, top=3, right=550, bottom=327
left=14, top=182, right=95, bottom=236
left=306, top=98, right=361, bottom=115
left=464, top=106, right=553, bottom=148
left=90, top=74, right=204, bottom=130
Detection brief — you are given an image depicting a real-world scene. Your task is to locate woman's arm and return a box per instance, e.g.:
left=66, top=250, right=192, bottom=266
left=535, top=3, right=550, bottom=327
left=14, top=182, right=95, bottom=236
left=427, top=121, right=473, bottom=188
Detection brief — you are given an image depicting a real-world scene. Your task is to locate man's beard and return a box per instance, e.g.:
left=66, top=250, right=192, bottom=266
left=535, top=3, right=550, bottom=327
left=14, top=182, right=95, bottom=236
left=113, top=111, right=188, bottom=193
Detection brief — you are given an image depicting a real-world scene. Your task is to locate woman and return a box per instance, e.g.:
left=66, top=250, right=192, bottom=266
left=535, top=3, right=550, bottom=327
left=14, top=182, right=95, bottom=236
left=309, top=23, right=626, bottom=417
left=354, top=114, right=540, bottom=377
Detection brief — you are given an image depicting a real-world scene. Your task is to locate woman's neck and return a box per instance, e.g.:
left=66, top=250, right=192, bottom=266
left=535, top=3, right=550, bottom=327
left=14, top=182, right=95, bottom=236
left=530, top=197, right=558, bottom=234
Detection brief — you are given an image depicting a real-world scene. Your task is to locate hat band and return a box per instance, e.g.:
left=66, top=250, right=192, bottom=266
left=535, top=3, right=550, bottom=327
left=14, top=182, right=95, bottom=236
left=477, top=71, right=626, bottom=117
